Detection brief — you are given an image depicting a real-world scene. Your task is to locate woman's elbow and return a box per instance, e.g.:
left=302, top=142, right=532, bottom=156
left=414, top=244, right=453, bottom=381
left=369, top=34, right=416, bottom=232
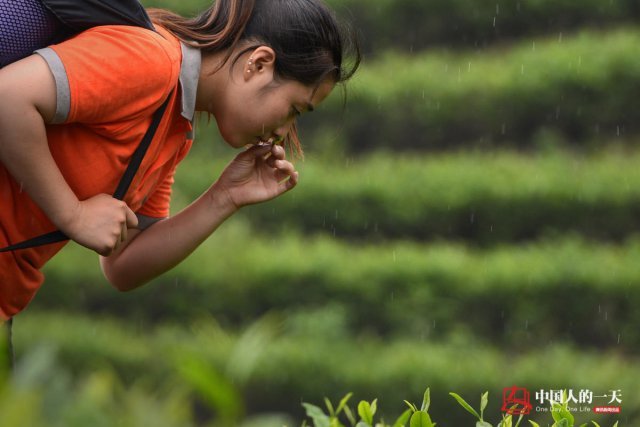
left=100, top=259, right=145, bottom=292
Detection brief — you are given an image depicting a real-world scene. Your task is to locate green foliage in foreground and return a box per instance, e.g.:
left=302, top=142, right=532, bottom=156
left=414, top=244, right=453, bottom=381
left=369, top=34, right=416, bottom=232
left=10, top=312, right=638, bottom=425
left=303, top=389, right=620, bottom=427
left=3, top=336, right=625, bottom=427
left=306, top=28, right=640, bottom=152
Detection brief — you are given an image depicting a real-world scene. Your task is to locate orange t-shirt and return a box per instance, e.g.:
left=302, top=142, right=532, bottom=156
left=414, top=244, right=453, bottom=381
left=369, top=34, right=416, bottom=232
left=0, top=25, right=198, bottom=319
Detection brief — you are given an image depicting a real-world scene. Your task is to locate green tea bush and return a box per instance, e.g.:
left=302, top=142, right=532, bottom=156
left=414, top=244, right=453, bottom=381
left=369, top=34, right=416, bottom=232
left=301, top=28, right=640, bottom=152
left=36, top=230, right=640, bottom=349
left=143, top=0, right=640, bottom=52
left=323, top=0, right=640, bottom=52
left=233, top=148, right=640, bottom=243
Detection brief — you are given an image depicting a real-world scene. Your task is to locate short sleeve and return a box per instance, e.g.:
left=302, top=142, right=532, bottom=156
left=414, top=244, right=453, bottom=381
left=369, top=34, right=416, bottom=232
left=36, top=26, right=180, bottom=125
left=137, top=167, right=175, bottom=219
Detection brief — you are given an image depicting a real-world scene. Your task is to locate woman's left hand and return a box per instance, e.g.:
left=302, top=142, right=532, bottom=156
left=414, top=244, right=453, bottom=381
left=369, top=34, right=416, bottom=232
left=213, top=143, right=299, bottom=209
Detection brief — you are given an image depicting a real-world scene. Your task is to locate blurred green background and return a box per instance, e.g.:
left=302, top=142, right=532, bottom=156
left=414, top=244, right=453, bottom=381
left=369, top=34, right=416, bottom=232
left=4, top=0, right=640, bottom=425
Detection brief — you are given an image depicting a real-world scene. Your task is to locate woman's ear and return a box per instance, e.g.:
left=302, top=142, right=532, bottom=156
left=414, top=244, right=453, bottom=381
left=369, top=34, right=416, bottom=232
left=243, top=46, right=276, bottom=81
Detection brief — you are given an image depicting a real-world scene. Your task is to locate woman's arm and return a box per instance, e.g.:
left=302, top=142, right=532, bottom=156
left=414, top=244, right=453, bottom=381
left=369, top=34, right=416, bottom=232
left=100, top=143, right=298, bottom=290
left=0, top=55, right=137, bottom=255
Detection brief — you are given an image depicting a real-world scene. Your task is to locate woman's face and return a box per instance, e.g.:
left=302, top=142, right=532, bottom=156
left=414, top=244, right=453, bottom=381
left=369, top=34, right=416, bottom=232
left=200, top=46, right=335, bottom=148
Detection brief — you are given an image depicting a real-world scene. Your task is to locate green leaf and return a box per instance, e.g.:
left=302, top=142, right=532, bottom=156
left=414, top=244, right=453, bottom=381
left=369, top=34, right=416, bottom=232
left=392, top=409, right=412, bottom=427
left=409, top=411, right=434, bottom=427
left=177, top=356, right=243, bottom=422
left=477, top=421, right=493, bottom=427
left=449, top=392, right=481, bottom=420
left=355, top=422, right=371, bottom=427
left=529, top=421, right=541, bottom=427
left=404, top=400, right=418, bottom=413
left=302, top=403, right=331, bottom=427
left=371, top=399, right=378, bottom=417
left=514, top=413, right=524, bottom=427
left=480, top=392, right=489, bottom=420
left=613, top=422, right=619, bottom=427
left=551, top=403, right=574, bottom=426
left=325, top=397, right=336, bottom=417
left=336, top=393, right=353, bottom=416
left=421, top=388, right=431, bottom=412
left=591, top=423, right=601, bottom=427
left=497, top=414, right=509, bottom=427
left=555, top=419, right=569, bottom=427
left=344, top=406, right=356, bottom=426
left=358, top=401, right=374, bottom=425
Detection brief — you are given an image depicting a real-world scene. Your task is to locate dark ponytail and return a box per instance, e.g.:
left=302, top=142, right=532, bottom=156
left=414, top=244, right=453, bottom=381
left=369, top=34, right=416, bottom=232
left=148, top=0, right=361, bottom=156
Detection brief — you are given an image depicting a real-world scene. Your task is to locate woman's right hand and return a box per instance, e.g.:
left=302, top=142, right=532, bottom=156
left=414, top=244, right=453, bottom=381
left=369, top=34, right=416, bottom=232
left=60, top=194, right=139, bottom=256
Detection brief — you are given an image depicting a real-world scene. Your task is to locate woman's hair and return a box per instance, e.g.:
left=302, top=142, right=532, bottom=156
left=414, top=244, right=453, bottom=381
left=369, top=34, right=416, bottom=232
left=148, top=0, right=361, bottom=157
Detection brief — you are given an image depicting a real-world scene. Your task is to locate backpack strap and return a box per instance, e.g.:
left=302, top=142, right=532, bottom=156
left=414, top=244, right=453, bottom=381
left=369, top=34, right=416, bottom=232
left=0, top=90, right=173, bottom=254
left=39, top=0, right=155, bottom=33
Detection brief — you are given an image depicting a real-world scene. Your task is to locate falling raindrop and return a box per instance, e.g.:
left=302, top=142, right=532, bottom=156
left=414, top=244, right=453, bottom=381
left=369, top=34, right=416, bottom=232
left=558, top=32, right=563, bottom=43
left=532, top=41, right=536, bottom=51
left=496, top=4, right=500, bottom=14
left=468, top=61, right=472, bottom=72
left=617, top=333, right=621, bottom=344
left=492, top=16, right=496, bottom=27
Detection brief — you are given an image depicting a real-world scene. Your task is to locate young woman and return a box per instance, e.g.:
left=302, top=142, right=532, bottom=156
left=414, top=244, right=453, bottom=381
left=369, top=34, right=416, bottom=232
left=0, top=0, right=361, bottom=320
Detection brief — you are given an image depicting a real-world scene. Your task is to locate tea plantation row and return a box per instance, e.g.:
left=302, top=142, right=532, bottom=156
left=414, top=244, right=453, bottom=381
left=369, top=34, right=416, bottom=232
left=323, top=0, right=640, bottom=52
left=302, top=28, right=640, bottom=152
left=142, top=0, right=640, bottom=52
left=36, top=225, right=640, bottom=349
left=172, top=146, right=640, bottom=244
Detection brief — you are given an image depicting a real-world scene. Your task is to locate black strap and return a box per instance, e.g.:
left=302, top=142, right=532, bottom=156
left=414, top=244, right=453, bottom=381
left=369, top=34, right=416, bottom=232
left=0, top=91, right=173, bottom=254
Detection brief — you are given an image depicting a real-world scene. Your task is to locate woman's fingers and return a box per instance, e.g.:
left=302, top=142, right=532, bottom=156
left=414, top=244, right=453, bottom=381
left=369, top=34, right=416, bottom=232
left=270, top=158, right=296, bottom=177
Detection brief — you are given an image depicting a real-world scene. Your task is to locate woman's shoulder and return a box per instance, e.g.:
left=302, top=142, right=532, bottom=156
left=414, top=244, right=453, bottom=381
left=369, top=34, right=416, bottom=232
left=70, top=25, right=182, bottom=67
left=40, top=25, right=183, bottom=124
